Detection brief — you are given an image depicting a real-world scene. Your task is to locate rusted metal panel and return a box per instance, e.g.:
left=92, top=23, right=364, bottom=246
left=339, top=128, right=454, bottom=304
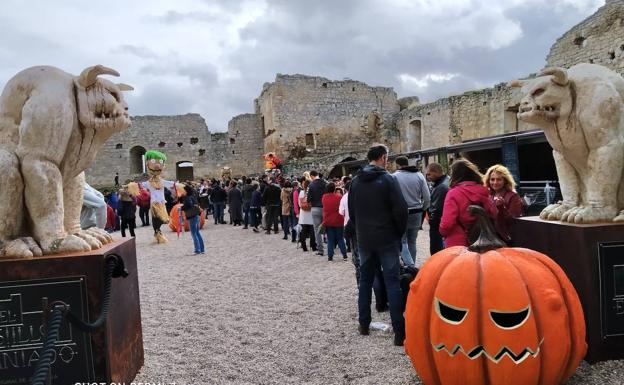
left=0, top=237, right=143, bottom=383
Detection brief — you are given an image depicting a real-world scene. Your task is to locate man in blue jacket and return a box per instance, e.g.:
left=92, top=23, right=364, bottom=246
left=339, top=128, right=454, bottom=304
left=348, top=144, right=408, bottom=346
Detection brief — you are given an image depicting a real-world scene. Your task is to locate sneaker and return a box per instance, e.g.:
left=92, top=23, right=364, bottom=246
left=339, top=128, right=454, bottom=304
left=394, top=333, right=405, bottom=347
left=253, top=228, right=260, bottom=233
left=316, top=251, right=324, bottom=257
left=358, top=325, right=370, bottom=336
left=343, top=255, right=348, bottom=261
left=327, top=257, right=333, bottom=261
left=282, top=235, right=288, bottom=240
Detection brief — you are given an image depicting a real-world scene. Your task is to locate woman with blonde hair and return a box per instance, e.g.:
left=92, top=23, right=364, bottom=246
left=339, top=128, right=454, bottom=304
left=484, top=164, right=524, bottom=244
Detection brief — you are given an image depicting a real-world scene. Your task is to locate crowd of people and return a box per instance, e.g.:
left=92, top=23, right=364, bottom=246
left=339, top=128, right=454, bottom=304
left=102, top=144, right=525, bottom=348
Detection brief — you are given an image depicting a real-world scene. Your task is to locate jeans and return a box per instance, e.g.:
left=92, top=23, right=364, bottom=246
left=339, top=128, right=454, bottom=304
left=266, top=206, right=280, bottom=233
left=250, top=207, right=261, bottom=228
left=358, top=241, right=404, bottom=336
left=326, top=226, right=347, bottom=259
left=311, top=207, right=324, bottom=253
left=400, top=212, right=422, bottom=267
left=139, top=206, right=150, bottom=226
left=213, top=202, right=225, bottom=224
left=243, top=202, right=251, bottom=227
left=120, top=218, right=136, bottom=237
left=290, top=214, right=298, bottom=241
left=429, top=222, right=444, bottom=255
left=281, top=215, right=291, bottom=237
left=188, top=215, right=204, bottom=253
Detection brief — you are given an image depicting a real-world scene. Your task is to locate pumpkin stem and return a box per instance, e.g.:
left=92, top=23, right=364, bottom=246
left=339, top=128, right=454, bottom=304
left=467, top=205, right=506, bottom=252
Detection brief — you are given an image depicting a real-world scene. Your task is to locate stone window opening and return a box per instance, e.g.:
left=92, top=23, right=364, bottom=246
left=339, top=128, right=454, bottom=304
left=230, top=138, right=236, bottom=144
left=589, top=58, right=594, bottom=64
left=115, top=143, right=123, bottom=149
left=232, top=150, right=235, bottom=154
left=198, top=149, right=206, bottom=156
left=158, top=141, right=166, bottom=147
left=620, top=44, right=624, bottom=51
left=322, top=82, right=328, bottom=88
left=352, top=87, right=356, bottom=91
left=482, top=101, right=487, bottom=106
left=190, top=137, right=198, bottom=144
left=129, top=146, right=147, bottom=174
left=177, top=142, right=183, bottom=147
left=573, top=36, right=585, bottom=46
left=609, top=51, right=616, bottom=60
left=305, top=133, right=315, bottom=147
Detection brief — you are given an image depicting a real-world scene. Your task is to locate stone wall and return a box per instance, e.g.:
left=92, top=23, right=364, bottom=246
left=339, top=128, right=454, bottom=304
left=86, top=114, right=230, bottom=186
left=396, top=84, right=534, bottom=152
left=228, top=113, right=264, bottom=176
left=546, top=0, right=624, bottom=74
left=256, top=74, right=400, bottom=159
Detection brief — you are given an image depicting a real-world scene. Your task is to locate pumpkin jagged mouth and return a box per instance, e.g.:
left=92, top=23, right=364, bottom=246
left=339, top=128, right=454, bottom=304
left=432, top=338, right=543, bottom=364
left=147, top=166, right=162, bottom=174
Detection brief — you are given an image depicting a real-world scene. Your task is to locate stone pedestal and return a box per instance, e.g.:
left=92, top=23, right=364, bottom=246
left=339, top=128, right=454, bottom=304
left=0, top=237, right=143, bottom=384
left=512, top=217, right=624, bottom=363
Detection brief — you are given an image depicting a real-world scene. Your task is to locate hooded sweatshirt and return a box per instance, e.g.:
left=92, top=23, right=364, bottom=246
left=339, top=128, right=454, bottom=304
left=348, top=164, right=408, bottom=249
left=439, top=181, right=497, bottom=247
left=393, top=166, right=430, bottom=211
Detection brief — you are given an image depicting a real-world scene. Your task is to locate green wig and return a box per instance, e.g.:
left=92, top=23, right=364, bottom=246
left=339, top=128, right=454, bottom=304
left=145, top=150, right=167, bottom=162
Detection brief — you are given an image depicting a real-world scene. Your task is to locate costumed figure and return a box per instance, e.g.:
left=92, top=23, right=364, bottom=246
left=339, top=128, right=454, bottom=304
left=264, top=152, right=283, bottom=170
left=127, top=150, right=183, bottom=244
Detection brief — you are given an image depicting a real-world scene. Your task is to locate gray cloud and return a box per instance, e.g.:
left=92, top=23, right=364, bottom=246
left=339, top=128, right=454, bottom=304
left=111, top=44, right=159, bottom=59
left=0, top=0, right=606, bottom=132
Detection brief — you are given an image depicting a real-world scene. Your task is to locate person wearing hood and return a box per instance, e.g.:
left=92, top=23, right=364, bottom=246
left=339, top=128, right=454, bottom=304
left=393, top=156, right=430, bottom=267
left=439, top=159, right=497, bottom=247
left=348, top=144, right=408, bottom=347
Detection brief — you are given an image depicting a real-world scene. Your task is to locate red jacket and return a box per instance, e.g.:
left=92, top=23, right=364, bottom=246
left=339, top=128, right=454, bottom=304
left=322, top=193, right=344, bottom=227
left=439, top=182, right=497, bottom=248
left=491, top=190, right=524, bottom=242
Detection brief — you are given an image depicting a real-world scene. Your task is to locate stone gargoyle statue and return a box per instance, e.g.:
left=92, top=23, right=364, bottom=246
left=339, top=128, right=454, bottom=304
left=0, top=65, right=133, bottom=259
left=511, top=63, right=624, bottom=223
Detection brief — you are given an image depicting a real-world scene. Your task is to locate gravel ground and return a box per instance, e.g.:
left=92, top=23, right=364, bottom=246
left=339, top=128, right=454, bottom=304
left=130, top=219, right=624, bottom=384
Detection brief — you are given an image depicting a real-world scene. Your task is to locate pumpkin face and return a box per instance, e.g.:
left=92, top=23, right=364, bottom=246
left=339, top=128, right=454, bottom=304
left=168, top=203, right=205, bottom=232
left=404, top=246, right=586, bottom=385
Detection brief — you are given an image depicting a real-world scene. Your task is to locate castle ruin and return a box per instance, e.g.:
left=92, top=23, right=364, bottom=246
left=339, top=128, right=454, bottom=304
left=85, top=0, right=624, bottom=184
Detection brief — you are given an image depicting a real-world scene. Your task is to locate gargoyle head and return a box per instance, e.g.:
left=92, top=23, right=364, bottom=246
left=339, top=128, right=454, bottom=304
left=510, top=67, right=573, bottom=126
left=74, top=65, right=133, bottom=133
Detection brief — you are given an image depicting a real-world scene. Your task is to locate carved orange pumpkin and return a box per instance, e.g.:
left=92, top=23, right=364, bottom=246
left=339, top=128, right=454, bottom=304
left=404, top=206, right=586, bottom=385
left=168, top=203, right=205, bottom=232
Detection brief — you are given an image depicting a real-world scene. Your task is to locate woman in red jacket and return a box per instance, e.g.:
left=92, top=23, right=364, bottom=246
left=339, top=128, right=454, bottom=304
left=484, top=164, right=525, bottom=245
left=322, top=183, right=347, bottom=261
left=439, top=159, right=497, bottom=248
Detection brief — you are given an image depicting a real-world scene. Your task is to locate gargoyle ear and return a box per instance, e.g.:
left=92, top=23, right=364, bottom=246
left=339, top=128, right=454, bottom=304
left=539, top=67, right=568, bottom=86
left=507, top=80, right=525, bottom=88
left=117, top=83, right=134, bottom=91
left=78, top=65, right=120, bottom=88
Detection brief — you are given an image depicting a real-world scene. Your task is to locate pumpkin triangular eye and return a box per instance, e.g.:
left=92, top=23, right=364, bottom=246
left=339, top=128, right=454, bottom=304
left=489, top=307, right=531, bottom=330
left=435, top=297, right=468, bottom=325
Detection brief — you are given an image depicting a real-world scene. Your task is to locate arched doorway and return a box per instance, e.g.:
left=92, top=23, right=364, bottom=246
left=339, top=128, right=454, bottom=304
left=129, top=146, right=147, bottom=174
left=176, top=161, right=194, bottom=181
left=407, top=120, right=422, bottom=152
left=328, top=157, right=358, bottom=179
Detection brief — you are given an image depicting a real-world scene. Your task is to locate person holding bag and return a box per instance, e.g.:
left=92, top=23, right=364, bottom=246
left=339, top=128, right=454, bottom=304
left=298, top=179, right=316, bottom=252
left=182, top=185, right=204, bottom=255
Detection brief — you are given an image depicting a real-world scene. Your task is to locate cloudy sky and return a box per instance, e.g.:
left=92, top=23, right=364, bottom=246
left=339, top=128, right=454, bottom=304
left=0, top=0, right=604, bottom=131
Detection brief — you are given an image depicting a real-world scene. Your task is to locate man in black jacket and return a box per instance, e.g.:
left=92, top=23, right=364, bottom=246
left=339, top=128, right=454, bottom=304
left=348, top=144, right=408, bottom=347
left=262, top=177, right=282, bottom=234
left=426, top=162, right=449, bottom=254
left=307, top=170, right=327, bottom=256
